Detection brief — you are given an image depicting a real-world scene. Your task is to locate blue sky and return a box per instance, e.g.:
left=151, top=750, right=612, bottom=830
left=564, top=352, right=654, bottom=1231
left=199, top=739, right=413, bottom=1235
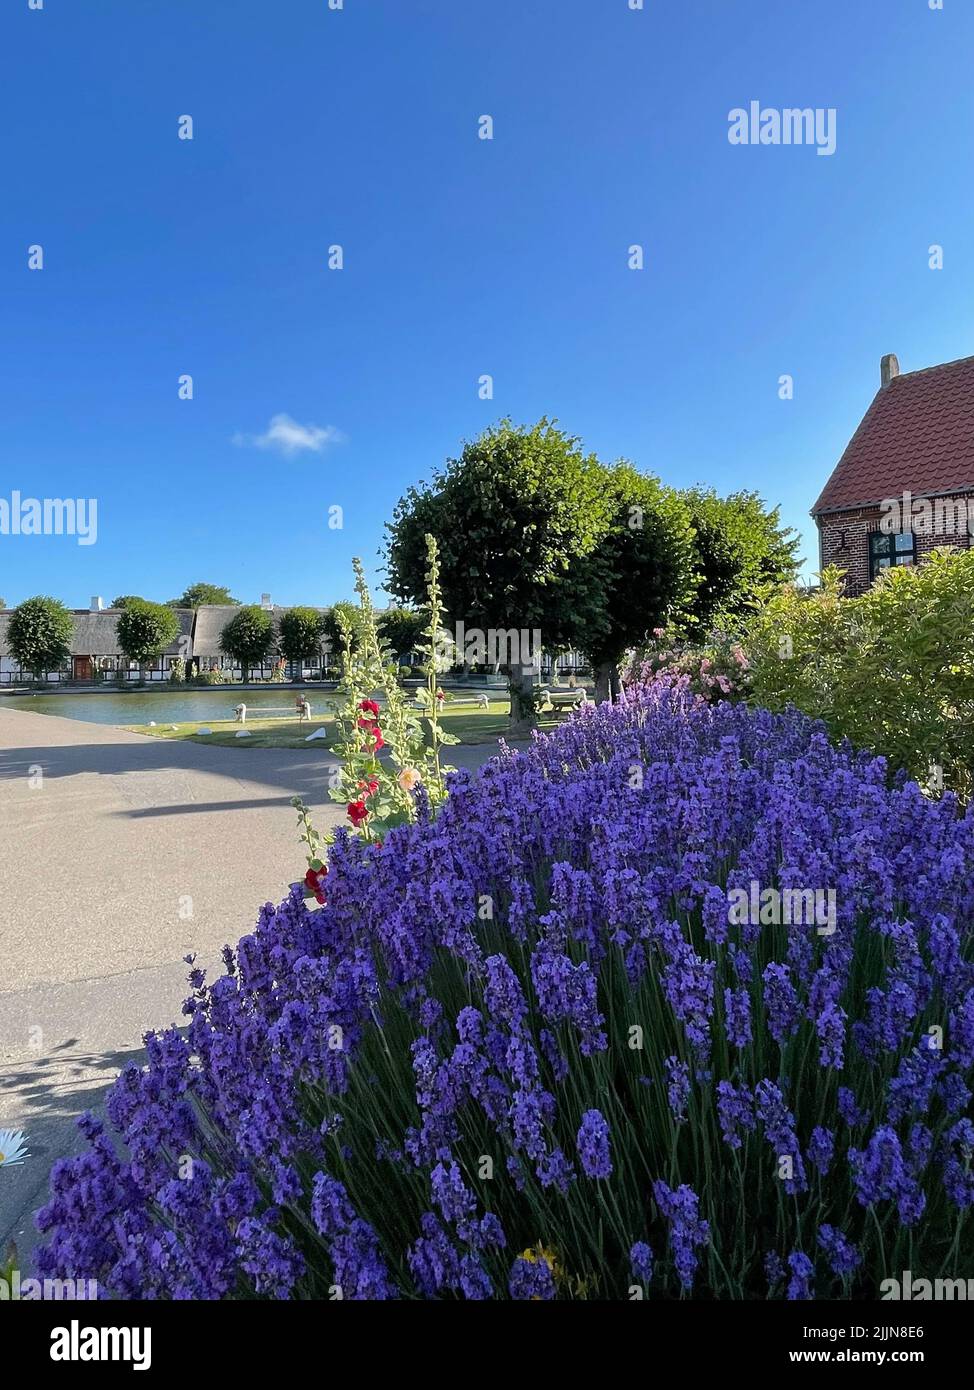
left=2, top=0, right=971, bottom=609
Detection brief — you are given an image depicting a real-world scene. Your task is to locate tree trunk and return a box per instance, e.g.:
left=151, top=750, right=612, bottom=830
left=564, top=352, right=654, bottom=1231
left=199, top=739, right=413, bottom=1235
left=508, top=660, right=540, bottom=736
left=594, top=660, right=620, bottom=705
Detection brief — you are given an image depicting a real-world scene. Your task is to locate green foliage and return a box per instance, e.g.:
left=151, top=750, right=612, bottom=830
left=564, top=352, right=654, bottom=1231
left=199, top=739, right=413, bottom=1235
left=7, top=596, right=74, bottom=678
left=167, top=582, right=239, bottom=609
left=384, top=418, right=612, bottom=649
left=278, top=607, right=329, bottom=667
left=746, top=552, right=974, bottom=798
left=377, top=606, right=428, bottom=662
left=580, top=464, right=697, bottom=671
left=116, top=600, right=180, bottom=674
left=200, top=666, right=232, bottom=685
left=219, top=605, right=275, bottom=681
left=681, top=488, right=800, bottom=633
left=168, top=656, right=186, bottom=684
left=110, top=595, right=144, bottom=609
left=320, top=602, right=361, bottom=667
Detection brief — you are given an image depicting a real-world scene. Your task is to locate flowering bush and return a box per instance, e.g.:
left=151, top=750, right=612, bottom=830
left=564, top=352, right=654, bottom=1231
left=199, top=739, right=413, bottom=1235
left=622, top=627, right=749, bottom=703
left=746, top=556, right=974, bottom=800
left=35, top=685, right=974, bottom=1299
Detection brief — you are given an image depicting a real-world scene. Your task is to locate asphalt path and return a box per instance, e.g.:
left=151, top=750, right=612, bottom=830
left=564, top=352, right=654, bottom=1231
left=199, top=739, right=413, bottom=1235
left=0, top=703, right=513, bottom=1266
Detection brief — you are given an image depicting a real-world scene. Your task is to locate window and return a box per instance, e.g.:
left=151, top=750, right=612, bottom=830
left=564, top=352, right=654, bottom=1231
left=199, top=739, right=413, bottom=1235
left=870, top=530, right=915, bottom=580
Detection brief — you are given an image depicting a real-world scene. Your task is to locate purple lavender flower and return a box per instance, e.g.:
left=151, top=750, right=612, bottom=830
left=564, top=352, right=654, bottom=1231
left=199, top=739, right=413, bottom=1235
left=849, top=1127, right=927, bottom=1226
left=576, top=1109, right=612, bottom=1179
left=509, top=1255, right=556, bottom=1300
left=807, top=1126, right=835, bottom=1176
left=786, top=1250, right=814, bottom=1300
left=653, top=1179, right=710, bottom=1290
left=665, top=1055, right=691, bottom=1122
left=764, top=1250, right=784, bottom=1292
left=630, top=1241, right=654, bottom=1283
left=762, top=963, right=801, bottom=1045
left=942, top=1118, right=974, bottom=1209
left=724, top=987, right=753, bottom=1049
left=817, top=1225, right=861, bottom=1278
left=715, top=1080, right=755, bottom=1150
left=755, top=1080, right=807, bottom=1194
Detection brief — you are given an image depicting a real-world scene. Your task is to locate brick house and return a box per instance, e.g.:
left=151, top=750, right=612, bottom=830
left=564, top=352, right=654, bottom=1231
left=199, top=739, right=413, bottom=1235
left=811, top=353, right=974, bottom=597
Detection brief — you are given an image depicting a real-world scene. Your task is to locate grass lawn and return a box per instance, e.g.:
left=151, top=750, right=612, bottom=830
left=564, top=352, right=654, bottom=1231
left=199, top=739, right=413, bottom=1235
left=124, top=699, right=565, bottom=749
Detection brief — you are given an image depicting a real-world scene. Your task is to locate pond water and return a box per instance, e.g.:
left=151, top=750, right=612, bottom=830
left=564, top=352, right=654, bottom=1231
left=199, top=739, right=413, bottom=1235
left=2, top=688, right=336, bottom=726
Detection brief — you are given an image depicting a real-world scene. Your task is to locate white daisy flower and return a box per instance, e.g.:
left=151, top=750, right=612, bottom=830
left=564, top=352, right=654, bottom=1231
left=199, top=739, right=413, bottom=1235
left=0, top=1130, right=30, bottom=1167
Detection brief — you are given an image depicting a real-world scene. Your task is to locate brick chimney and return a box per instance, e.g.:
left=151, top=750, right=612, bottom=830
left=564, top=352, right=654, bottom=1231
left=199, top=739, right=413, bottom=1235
left=881, top=353, right=900, bottom=387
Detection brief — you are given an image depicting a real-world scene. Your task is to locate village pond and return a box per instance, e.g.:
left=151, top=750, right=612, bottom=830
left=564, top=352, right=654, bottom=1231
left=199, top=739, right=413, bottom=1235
left=0, top=688, right=334, bottom=727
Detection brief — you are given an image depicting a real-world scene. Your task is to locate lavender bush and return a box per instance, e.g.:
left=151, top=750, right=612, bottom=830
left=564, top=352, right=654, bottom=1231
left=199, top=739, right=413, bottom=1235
left=36, top=685, right=974, bottom=1298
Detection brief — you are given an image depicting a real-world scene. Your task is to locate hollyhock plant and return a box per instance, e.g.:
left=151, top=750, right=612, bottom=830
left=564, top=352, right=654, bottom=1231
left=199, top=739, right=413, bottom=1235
left=33, top=682, right=974, bottom=1299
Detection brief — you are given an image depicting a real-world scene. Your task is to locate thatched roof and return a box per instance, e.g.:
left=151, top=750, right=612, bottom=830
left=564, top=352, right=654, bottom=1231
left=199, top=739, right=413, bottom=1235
left=192, top=605, right=331, bottom=656
left=0, top=608, right=194, bottom=659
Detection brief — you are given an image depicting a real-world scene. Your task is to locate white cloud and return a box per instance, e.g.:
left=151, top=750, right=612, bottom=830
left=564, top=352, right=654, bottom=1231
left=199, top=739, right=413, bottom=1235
left=233, top=414, right=344, bottom=458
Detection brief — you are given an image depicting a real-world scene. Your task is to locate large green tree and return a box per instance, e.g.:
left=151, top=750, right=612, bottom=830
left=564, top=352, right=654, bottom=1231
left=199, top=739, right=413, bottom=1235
left=682, top=489, right=800, bottom=632
left=384, top=419, right=612, bottom=724
left=168, top=582, right=240, bottom=609
left=219, top=606, right=275, bottom=683
left=8, top=596, right=73, bottom=680
left=320, top=602, right=362, bottom=670
left=377, top=607, right=428, bottom=664
left=116, top=600, right=180, bottom=683
left=278, top=607, right=328, bottom=678
left=111, top=595, right=145, bottom=609
left=580, top=465, right=697, bottom=701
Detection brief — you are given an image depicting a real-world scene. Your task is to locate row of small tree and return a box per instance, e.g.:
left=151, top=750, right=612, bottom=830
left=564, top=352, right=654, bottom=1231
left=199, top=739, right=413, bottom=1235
left=2, top=594, right=426, bottom=684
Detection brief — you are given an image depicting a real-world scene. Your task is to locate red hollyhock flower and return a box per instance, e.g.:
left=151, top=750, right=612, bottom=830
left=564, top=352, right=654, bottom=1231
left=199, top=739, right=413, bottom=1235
left=370, top=728, right=385, bottom=751
left=358, top=778, right=379, bottom=796
left=304, top=864, right=328, bottom=905
left=359, top=699, right=380, bottom=717
left=347, top=800, right=369, bottom=827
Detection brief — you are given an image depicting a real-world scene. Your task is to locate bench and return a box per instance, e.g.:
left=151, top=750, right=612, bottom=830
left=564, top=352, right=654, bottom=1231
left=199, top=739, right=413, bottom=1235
left=232, top=702, right=314, bottom=724
left=413, top=693, right=490, bottom=710
left=541, top=687, right=588, bottom=710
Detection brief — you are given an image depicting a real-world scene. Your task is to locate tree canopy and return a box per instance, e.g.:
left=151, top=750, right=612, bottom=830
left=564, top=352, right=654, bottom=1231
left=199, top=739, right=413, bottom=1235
left=278, top=607, right=329, bottom=671
left=682, top=488, right=800, bottom=632
left=111, top=595, right=144, bottom=609
left=168, top=582, right=240, bottom=609
left=385, top=419, right=612, bottom=654
left=219, top=606, right=275, bottom=682
left=377, top=607, right=427, bottom=662
left=116, top=600, right=180, bottom=677
left=8, top=596, right=74, bottom=678
left=579, top=465, right=697, bottom=695
left=384, top=419, right=799, bottom=718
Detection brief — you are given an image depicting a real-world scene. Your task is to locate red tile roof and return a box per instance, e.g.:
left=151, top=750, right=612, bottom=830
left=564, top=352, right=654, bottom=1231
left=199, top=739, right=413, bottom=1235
left=811, top=355, right=974, bottom=515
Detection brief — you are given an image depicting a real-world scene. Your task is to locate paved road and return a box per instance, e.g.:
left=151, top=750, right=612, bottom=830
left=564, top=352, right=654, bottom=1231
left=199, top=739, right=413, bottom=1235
left=0, top=704, right=512, bottom=1265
